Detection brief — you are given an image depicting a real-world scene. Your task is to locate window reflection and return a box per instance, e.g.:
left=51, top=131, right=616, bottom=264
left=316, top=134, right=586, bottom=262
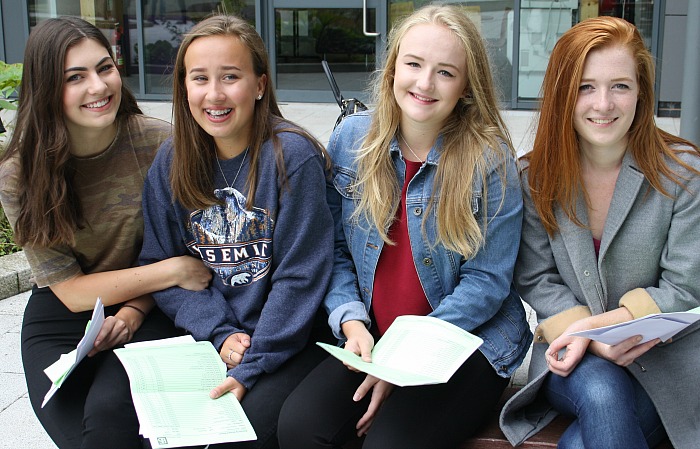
left=27, top=1, right=256, bottom=96
left=139, top=0, right=255, bottom=95
left=517, top=0, right=655, bottom=101
left=275, top=8, right=377, bottom=94
left=24, top=1, right=657, bottom=104
left=389, top=1, right=515, bottom=105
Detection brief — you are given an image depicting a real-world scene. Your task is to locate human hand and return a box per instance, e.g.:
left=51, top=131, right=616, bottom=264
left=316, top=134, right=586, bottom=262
left=210, top=376, right=247, bottom=402
left=545, top=332, right=590, bottom=377
left=588, top=335, right=660, bottom=367
left=172, top=256, right=212, bottom=291
left=354, top=375, right=394, bottom=436
left=89, top=313, right=137, bottom=356
left=219, top=332, right=251, bottom=369
left=341, top=320, right=374, bottom=370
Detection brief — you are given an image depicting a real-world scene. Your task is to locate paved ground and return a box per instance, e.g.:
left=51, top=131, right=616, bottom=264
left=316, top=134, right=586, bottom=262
left=0, top=102, right=681, bottom=448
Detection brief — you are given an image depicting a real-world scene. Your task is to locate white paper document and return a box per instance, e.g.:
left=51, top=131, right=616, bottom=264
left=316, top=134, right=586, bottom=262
left=568, top=306, right=700, bottom=345
left=318, top=315, right=483, bottom=387
left=115, top=336, right=256, bottom=448
left=42, top=297, right=105, bottom=408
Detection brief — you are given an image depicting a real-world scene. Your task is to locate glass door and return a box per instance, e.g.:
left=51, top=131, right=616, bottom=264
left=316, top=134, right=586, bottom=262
left=268, top=0, right=386, bottom=103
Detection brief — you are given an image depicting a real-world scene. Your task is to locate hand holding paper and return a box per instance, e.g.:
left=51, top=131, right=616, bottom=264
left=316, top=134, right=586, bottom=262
left=318, top=315, right=483, bottom=387
left=115, top=336, right=256, bottom=448
left=568, top=306, right=700, bottom=345
left=42, top=297, right=105, bottom=408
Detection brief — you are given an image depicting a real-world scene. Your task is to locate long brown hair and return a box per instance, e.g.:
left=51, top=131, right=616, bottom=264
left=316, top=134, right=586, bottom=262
left=527, top=16, right=699, bottom=235
left=0, top=16, right=141, bottom=247
left=170, top=14, right=328, bottom=210
left=354, top=4, right=513, bottom=258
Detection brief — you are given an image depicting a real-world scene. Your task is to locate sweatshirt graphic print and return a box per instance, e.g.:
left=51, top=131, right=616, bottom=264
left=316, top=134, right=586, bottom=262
left=188, top=187, right=274, bottom=287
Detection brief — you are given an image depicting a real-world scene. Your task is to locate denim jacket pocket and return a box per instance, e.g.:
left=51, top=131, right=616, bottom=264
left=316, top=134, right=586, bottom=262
left=332, top=167, right=362, bottom=245
left=333, top=167, right=361, bottom=200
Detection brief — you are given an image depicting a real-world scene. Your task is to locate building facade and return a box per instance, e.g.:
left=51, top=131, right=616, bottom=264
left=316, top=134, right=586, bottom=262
left=0, top=0, right=691, bottom=114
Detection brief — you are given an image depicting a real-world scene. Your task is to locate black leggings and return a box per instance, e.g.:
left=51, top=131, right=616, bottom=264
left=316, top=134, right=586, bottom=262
left=21, top=286, right=182, bottom=449
left=277, top=349, right=508, bottom=449
left=207, top=314, right=335, bottom=449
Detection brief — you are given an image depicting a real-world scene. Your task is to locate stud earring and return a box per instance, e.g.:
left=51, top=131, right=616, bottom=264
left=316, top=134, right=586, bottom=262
left=257, top=94, right=263, bottom=100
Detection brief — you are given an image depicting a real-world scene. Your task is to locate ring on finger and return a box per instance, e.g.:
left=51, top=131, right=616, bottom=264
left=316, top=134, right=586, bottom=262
left=227, top=349, right=235, bottom=362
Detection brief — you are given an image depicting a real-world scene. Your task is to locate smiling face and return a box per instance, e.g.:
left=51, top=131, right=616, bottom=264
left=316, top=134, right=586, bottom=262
left=392, top=23, right=468, bottom=132
left=184, top=34, right=266, bottom=156
left=62, top=38, right=122, bottom=138
left=574, top=44, right=639, bottom=155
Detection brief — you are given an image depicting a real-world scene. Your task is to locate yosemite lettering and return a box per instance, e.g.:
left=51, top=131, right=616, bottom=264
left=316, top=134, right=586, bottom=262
left=200, top=240, right=270, bottom=264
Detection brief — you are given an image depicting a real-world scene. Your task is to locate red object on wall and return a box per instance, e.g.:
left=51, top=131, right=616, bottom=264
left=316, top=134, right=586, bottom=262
left=112, top=23, right=125, bottom=73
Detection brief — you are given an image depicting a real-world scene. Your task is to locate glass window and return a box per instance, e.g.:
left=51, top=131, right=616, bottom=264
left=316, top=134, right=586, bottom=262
left=27, top=1, right=256, bottom=96
left=517, top=0, right=655, bottom=102
left=139, top=0, right=256, bottom=95
left=389, top=1, right=515, bottom=105
left=274, top=7, right=377, bottom=95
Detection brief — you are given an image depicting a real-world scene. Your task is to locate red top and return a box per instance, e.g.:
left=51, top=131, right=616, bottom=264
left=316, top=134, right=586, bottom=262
left=593, top=237, right=601, bottom=258
left=371, top=160, right=432, bottom=335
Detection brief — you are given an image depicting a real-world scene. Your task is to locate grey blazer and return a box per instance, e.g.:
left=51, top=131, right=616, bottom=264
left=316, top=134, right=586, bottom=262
left=500, top=149, right=700, bottom=449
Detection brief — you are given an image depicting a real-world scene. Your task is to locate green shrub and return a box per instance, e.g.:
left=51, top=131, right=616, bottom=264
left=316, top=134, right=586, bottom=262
left=0, top=207, right=20, bottom=256
left=0, top=60, right=22, bottom=135
left=0, top=60, right=22, bottom=112
left=0, top=60, right=22, bottom=254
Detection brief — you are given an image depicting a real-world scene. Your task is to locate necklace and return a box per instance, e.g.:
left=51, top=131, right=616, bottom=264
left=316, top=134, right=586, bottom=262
left=399, top=132, right=426, bottom=163
left=216, top=146, right=249, bottom=190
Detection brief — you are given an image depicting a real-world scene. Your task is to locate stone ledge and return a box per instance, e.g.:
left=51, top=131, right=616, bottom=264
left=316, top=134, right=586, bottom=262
left=0, top=251, right=31, bottom=300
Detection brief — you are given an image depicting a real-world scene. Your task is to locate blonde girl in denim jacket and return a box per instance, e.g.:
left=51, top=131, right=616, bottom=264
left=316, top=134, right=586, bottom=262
left=278, top=5, right=531, bottom=449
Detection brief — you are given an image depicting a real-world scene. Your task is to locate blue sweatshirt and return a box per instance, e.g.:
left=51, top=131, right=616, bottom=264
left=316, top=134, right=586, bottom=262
left=139, top=129, right=333, bottom=390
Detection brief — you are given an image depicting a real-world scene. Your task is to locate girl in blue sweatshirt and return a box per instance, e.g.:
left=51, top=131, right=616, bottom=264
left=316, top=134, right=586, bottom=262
left=139, top=15, right=333, bottom=449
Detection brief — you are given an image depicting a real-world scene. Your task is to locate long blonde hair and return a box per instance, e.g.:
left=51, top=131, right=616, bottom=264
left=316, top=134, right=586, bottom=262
left=354, top=4, right=513, bottom=258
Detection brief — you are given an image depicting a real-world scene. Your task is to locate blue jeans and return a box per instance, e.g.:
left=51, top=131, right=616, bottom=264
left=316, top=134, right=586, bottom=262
left=543, top=353, right=667, bottom=449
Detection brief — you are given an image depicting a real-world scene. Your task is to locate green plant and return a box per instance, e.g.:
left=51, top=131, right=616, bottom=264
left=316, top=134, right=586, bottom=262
left=0, top=60, right=22, bottom=136
left=0, top=207, right=20, bottom=256
left=0, top=60, right=21, bottom=254
left=0, top=60, right=22, bottom=111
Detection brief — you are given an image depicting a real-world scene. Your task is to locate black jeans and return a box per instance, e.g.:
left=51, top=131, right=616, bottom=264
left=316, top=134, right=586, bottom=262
left=277, top=349, right=508, bottom=449
left=183, top=311, right=335, bottom=449
left=22, top=286, right=182, bottom=449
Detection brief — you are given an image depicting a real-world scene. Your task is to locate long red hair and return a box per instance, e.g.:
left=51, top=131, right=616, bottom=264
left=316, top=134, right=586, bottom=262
left=526, top=16, right=698, bottom=235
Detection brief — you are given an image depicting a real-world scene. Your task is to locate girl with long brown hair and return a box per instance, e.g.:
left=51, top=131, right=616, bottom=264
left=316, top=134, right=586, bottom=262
left=138, top=14, right=334, bottom=448
left=0, top=17, right=211, bottom=449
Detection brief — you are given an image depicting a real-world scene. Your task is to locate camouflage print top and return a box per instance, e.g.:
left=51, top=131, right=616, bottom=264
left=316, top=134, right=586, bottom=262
left=0, top=115, right=172, bottom=287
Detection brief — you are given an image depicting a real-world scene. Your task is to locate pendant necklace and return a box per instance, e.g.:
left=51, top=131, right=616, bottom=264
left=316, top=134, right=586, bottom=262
left=399, top=132, right=426, bottom=164
left=215, top=146, right=250, bottom=191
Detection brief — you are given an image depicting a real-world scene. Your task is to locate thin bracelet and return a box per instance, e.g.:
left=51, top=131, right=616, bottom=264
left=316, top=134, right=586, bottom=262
left=121, top=304, right=147, bottom=317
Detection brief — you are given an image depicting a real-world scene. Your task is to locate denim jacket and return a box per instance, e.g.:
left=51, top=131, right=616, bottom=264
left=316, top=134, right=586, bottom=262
left=324, top=112, right=532, bottom=377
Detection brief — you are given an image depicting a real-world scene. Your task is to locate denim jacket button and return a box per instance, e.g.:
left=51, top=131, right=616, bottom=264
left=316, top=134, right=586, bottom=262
left=422, top=257, right=432, bottom=266
left=413, top=207, right=422, bottom=216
